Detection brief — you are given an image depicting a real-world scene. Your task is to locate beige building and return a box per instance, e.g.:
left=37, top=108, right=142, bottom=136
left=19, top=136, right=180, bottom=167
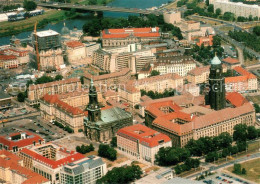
left=93, top=44, right=156, bottom=73
left=225, top=66, right=258, bottom=93
left=39, top=48, right=64, bottom=71
left=3, top=48, right=29, bottom=65
left=40, top=90, right=104, bottom=132
left=18, top=143, right=85, bottom=184
left=187, top=65, right=227, bottom=84
left=65, top=41, right=86, bottom=66
left=101, top=27, right=160, bottom=47
left=0, top=55, right=19, bottom=69
left=83, top=68, right=131, bottom=88
left=27, top=78, right=81, bottom=105
left=0, top=150, right=50, bottom=184
left=117, top=124, right=172, bottom=164
left=145, top=92, right=255, bottom=147
left=213, top=1, right=260, bottom=18
left=153, top=56, right=196, bottom=77
left=118, top=73, right=183, bottom=107
left=163, top=11, right=182, bottom=25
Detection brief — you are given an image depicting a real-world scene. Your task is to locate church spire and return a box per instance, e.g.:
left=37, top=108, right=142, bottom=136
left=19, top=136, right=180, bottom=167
left=208, top=55, right=226, bottom=110
left=87, top=80, right=101, bottom=122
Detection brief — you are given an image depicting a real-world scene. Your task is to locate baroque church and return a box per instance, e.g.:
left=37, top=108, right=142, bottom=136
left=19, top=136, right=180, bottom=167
left=84, top=80, right=133, bottom=142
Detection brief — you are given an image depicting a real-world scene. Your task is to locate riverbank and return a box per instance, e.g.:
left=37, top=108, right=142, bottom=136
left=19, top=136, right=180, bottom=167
left=0, top=9, right=80, bottom=38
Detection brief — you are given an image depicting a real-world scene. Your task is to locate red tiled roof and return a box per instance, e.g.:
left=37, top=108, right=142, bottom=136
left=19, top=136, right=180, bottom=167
left=117, top=124, right=171, bottom=147
left=0, top=55, right=17, bottom=60
left=222, top=57, right=239, bottom=64
left=145, top=100, right=182, bottom=117
left=20, top=147, right=85, bottom=169
left=188, top=66, right=210, bottom=76
left=42, top=94, right=84, bottom=115
left=225, top=75, right=248, bottom=83
left=29, top=78, right=80, bottom=91
left=226, top=92, right=248, bottom=107
left=152, top=102, right=254, bottom=136
left=0, top=150, right=49, bottom=184
left=0, top=131, right=44, bottom=151
left=66, top=41, right=84, bottom=48
left=102, top=27, right=160, bottom=39
left=233, top=66, right=257, bottom=79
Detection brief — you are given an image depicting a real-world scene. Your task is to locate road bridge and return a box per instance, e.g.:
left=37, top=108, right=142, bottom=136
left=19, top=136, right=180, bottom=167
left=37, top=3, right=163, bottom=15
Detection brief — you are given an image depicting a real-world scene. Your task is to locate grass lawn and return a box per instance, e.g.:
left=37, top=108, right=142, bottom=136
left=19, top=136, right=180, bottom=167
left=0, top=10, right=69, bottom=37
left=244, top=58, right=259, bottom=67
left=145, top=166, right=160, bottom=173
left=226, top=158, right=260, bottom=183
left=219, top=26, right=234, bottom=32
left=246, top=95, right=260, bottom=104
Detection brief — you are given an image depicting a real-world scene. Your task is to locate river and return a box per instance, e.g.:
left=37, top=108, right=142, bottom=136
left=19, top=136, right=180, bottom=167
left=0, top=0, right=170, bottom=46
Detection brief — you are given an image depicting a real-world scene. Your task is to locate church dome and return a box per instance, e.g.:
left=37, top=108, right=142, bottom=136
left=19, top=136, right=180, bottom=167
left=211, top=55, right=221, bottom=65
left=61, top=23, right=70, bottom=36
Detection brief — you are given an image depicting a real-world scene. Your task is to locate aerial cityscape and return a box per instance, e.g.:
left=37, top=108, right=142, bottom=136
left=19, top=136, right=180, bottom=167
left=0, top=0, right=259, bottom=183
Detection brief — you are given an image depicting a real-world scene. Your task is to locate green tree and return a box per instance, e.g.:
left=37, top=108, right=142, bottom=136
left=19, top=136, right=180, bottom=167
left=35, top=75, right=54, bottom=84
left=150, top=70, right=160, bottom=76
left=233, top=124, right=248, bottom=142
left=205, top=152, right=218, bottom=162
left=207, top=4, right=214, bottom=13
left=237, top=141, right=247, bottom=152
left=233, top=163, right=241, bottom=174
left=17, top=92, right=26, bottom=102
left=98, top=144, right=117, bottom=161
left=110, top=137, right=117, bottom=147
left=253, top=103, right=260, bottom=113
left=215, top=8, right=221, bottom=16
left=55, top=74, right=63, bottom=81
left=174, top=164, right=182, bottom=174
left=247, top=126, right=258, bottom=140
left=97, top=165, right=142, bottom=184
left=241, top=168, right=247, bottom=175
left=23, top=0, right=37, bottom=11
left=212, top=35, right=221, bottom=48
left=223, top=12, right=235, bottom=21
left=88, top=0, right=97, bottom=5
left=80, top=76, right=84, bottom=84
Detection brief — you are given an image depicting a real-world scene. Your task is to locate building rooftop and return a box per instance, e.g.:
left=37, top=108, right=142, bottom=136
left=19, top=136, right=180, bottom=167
left=29, top=78, right=80, bottom=91
left=62, top=156, right=105, bottom=175
left=0, top=150, right=49, bottom=184
left=102, top=27, right=160, bottom=39
left=66, top=41, right=84, bottom=48
left=20, top=143, right=85, bottom=169
left=222, top=57, right=239, bottom=64
left=117, top=124, right=171, bottom=148
left=0, top=131, right=44, bottom=151
left=42, top=94, right=84, bottom=116
left=36, top=30, right=59, bottom=37
left=84, top=68, right=131, bottom=81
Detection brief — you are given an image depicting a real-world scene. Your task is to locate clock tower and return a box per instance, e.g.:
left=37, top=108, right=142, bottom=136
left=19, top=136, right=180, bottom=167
left=87, top=79, right=101, bottom=122
left=208, top=54, right=226, bottom=110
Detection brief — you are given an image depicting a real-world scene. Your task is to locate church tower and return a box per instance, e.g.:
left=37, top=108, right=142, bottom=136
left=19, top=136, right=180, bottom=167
left=208, top=54, right=226, bottom=110
left=87, top=79, right=101, bottom=122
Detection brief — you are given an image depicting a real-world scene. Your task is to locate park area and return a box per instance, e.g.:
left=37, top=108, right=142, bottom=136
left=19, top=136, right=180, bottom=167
left=226, top=158, right=260, bottom=183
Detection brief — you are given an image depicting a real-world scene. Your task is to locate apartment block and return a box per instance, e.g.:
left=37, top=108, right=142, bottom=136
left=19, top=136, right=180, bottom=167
left=18, top=143, right=85, bottom=183
left=60, top=156, right=107, bottom=184
left=117, top=124, right=171, bottom=164
left=0, top=150, right=50, bottom=184
left=27, top=78, right=81, bottom=105
left=101, top=27, right=160, bottom=47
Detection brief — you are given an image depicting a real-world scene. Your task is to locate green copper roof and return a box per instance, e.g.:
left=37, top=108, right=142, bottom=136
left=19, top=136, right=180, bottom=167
left=95, top=107, right=132, bottom=126
left=211, top=55, right=221, bottom=65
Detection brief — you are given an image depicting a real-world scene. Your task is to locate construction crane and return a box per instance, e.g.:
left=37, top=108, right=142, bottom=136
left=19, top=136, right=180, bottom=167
left=34, top=22, right=40, bottom=71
